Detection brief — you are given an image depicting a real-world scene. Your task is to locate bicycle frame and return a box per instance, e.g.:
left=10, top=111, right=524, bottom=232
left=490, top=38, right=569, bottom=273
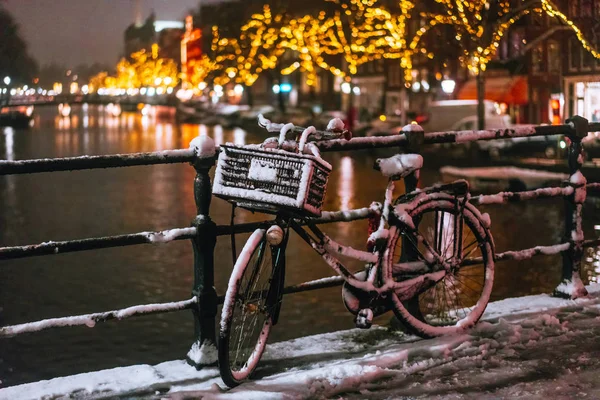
left=282, top=178, right=458, bottom=300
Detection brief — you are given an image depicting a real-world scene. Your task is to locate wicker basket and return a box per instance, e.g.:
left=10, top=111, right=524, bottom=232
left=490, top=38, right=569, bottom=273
left=213, top=145, right=331, bottom=217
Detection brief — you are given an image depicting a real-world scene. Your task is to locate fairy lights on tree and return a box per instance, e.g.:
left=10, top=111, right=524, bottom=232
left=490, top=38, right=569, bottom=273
left=276, top=0, right=427, bottom=86
left=540, top=0, right=600, bottom=60
left=204, top=5, right=286, bottom=94
left=88, top=44, right=179, bottom=93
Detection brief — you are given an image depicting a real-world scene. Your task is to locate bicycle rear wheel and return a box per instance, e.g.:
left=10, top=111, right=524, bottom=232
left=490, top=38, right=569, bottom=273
left=388, top=193, right=494, bottom=338
left=218, top=228, right=278, bottom=387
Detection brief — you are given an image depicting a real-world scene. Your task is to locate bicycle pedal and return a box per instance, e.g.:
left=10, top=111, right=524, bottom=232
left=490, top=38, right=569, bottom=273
left=355, top=308, right=374, bottom=329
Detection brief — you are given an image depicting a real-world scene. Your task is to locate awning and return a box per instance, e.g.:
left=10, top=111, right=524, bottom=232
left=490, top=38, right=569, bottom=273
left=456, top=76, right=528, bottom=105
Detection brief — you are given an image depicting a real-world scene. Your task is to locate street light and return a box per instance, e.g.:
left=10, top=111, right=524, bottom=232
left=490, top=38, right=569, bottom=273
left=441, top=79, right=456, bottom=94
left=3, top=76, right=10, bottom=86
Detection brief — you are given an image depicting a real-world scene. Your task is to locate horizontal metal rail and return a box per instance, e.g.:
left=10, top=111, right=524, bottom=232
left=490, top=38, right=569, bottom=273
left=0, top=228, right=197, bottom=260
left=222, top=241, right=576, bottom=303
left=0, top=180, right=587, bottom=261
left=1, top=119, right=598, bottom=346
left=472, top=186, right=574, bottom=205
left=0, top=297, right=196, bottom=338
left=2, top=239, right=581, bottom=338
left=316, top=122, right=600, bottom=152
left=0, top=208, right=376, bottom=261
left=0, top=149, right=196, bottom=175
left=3, top=122, right=599, bottom=176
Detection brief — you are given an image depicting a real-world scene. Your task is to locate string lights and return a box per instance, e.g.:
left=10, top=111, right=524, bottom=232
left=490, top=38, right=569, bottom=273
left=88, top=43, right=179, bottom=93
left=421, top=0, right=600, bottom=75
left=90, top=0, right=600, bottom=95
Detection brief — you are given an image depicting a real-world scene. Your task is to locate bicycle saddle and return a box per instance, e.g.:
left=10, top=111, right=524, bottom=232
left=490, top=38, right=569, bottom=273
left=374, top=153, right=423, bottom=180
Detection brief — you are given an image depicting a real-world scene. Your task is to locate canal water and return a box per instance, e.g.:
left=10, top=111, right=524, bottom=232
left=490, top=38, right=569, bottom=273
left=1, top=105, right=599, bottom=387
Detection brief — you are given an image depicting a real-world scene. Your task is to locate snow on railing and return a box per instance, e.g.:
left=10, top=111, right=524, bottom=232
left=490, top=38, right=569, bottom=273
left=1, top=116, right=599, bottom=374
left=0, top=297, right=197, bottom=338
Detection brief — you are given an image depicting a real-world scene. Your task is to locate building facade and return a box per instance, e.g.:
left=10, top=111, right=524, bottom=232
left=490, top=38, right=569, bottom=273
left=561, top=0, right=600, bottom=122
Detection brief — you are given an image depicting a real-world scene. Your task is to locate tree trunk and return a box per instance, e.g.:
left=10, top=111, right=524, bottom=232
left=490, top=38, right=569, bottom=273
left=245, top=85, right=254, bottom=107
left=400, top=88, right=407, bottom=127
left=477, top=71, right=485, bottom=130
left=277, top=80, right=286, bottom=113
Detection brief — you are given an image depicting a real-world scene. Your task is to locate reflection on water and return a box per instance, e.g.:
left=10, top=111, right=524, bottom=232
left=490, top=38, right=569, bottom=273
left=0, top=104, right=600, bottom=387
left=3, top=127, right=14, bottom=161
left=338, top=156, right=354, bottom=211
left=583, top=246, right=600, bottom=284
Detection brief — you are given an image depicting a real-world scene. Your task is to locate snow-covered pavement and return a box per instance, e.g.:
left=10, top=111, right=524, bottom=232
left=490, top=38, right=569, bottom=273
left=3, top=285, right=600, bottom=400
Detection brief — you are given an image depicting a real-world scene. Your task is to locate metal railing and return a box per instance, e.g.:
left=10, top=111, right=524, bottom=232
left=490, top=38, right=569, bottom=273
left=1, top=115, right=599, bottom=371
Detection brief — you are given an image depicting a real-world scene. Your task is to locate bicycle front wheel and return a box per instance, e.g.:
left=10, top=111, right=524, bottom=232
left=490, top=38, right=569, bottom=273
left=218, top=228, right=277, bottom=387
left=388, top=193, right=494, bottom=338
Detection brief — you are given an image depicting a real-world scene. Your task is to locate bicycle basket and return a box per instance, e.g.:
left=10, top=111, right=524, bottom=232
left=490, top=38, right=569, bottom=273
left=213, top=144, right=331, bottom=217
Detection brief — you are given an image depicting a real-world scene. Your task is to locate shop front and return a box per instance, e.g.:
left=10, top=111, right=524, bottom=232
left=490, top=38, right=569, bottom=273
left=564, top=76, right=600, bottom=122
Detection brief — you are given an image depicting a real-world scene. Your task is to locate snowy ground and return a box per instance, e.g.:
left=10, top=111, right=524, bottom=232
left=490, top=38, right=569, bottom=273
left=3, top=285, right=600, bottom=400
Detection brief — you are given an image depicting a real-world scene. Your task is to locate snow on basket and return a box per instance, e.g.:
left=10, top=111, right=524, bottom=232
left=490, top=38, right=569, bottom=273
left=213, top=144, right=332, bottom=217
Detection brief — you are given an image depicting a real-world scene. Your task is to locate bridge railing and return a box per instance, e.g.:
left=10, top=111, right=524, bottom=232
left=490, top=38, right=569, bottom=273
left=1, top=116, right=599, bottom=369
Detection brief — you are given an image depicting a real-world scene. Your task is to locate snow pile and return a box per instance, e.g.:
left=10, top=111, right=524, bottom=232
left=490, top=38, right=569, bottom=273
left=144, top=227, right=196, bottom=243
left=3, top=285, right=600, bottom=400
left=327, top=118, right=345, bottom=132
left=189, top=134, right=216, bottom=158
left=376, top=154, right=423, bottom=179
left=441, top=166, right=567, bottom=181
left=187, top=340, right=218, bottom=366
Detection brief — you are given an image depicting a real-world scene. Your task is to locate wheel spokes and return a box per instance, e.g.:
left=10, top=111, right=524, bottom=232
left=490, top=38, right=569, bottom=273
left=230, top=240, right=273, bottom=371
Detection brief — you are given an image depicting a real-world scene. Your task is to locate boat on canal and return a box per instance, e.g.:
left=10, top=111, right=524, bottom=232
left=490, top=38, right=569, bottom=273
left=0, top=105, right=34, bottom=128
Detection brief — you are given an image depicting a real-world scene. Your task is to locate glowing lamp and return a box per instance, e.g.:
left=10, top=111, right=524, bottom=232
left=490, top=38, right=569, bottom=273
left=341, top=82, right=351, bottom=94
left=441, top=79, right=456, bottom=94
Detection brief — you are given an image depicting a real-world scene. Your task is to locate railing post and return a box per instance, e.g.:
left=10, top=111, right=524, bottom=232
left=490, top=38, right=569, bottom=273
left=186, top=136, right=219, bottom=367
left=554, top=115, right=588, bottom=299
left=404, top=124, right=424, bottom=192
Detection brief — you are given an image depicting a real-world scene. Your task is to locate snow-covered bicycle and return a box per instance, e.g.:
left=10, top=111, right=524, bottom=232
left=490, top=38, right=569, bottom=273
left=212, top=116, right=495, bottom=387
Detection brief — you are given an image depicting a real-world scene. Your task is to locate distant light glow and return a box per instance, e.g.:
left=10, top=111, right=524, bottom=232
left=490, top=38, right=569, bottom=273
left=338, top=156, right=354, bottom=211
left=234, top=84, right=244, bottom=95
left=280, top=83, right=292, bottom=93
left=58, top=103, right=71, bottom=117
left=341, top=82, right=351, bottom=94
left=3, top=76, right=10, bottom=85
left=272, top=84, right=280, bottom=94
left=441, top=79, right=456, bottom=94
left=154, top=20, right=184, bottom=32
left=352, top=86, right=361, bottom=95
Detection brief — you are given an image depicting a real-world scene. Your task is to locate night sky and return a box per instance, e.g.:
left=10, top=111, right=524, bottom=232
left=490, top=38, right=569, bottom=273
left=3, top=0, right=214, bottom=67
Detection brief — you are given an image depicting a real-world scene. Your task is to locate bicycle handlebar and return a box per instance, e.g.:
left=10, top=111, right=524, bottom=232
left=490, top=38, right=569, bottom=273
left=258, top=114, right=353, bottom=143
